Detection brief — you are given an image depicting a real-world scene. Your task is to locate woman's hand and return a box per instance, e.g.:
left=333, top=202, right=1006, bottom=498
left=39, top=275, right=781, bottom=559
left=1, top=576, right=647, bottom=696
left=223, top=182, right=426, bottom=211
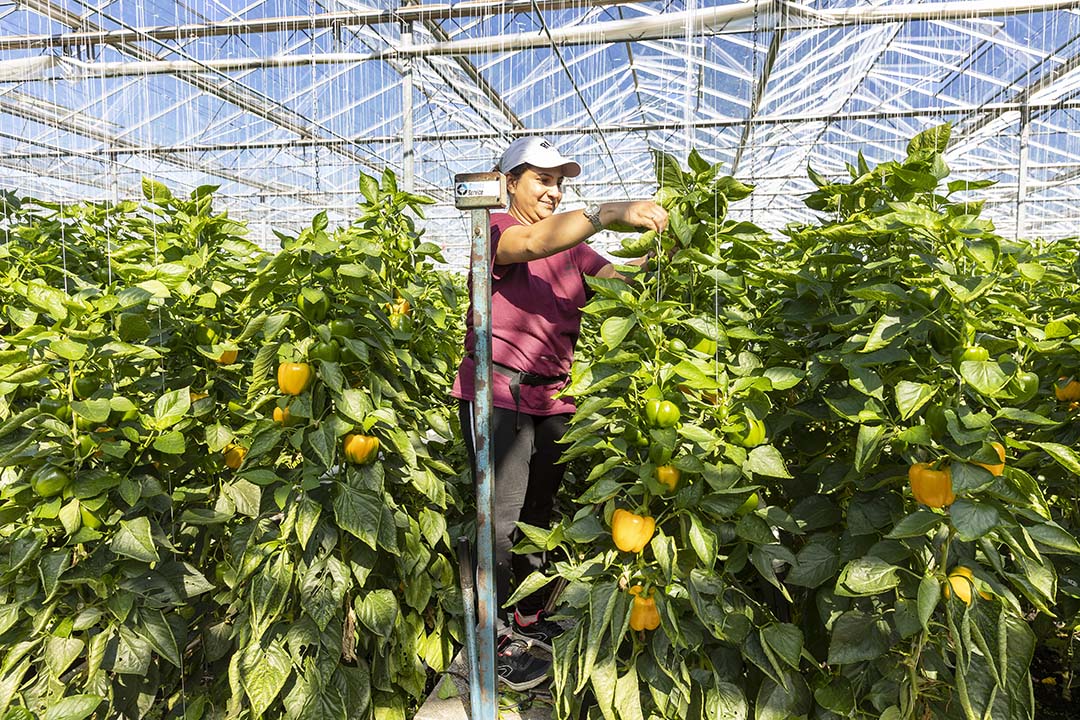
left=603, top=201, right=669, bottom=233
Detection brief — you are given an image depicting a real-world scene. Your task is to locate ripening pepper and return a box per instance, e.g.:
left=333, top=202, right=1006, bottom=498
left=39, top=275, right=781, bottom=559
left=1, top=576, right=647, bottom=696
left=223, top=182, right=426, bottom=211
left=344, top=433, right=379, bottom=464
left=612, top=509, right=655, bottom=553
left=944, top=566, right=991, bottom=605
left=908, top=462, right=955, bottom=508
left=973, top=441, right=1006, bottom=477
left=629, top=586, right=661, bottom=631
left=655, top=464, right=680, bottom=493
left=277, top=362, right=313, bottom=395
left=223, top=444, right=247, bottom=470
left=1055, top=377, right=1080, bottom=402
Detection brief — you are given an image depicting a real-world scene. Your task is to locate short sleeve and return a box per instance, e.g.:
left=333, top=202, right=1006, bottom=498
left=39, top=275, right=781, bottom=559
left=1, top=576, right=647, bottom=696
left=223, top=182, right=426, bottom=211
left=490, top=213, right=520, bottom=280
left=574, top=241, right=611, bottom=277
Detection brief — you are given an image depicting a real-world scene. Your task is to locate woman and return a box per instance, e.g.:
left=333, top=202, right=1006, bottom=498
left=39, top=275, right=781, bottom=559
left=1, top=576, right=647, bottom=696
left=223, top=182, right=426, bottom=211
left=452, top=136, right=668, bottom=690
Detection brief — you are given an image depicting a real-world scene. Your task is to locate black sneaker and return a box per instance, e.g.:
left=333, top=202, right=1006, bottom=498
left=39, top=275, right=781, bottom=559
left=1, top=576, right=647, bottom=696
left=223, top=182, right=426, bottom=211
left=512, top=608, right=564, bottom=653
left=497, top=635, right=551, bottom=691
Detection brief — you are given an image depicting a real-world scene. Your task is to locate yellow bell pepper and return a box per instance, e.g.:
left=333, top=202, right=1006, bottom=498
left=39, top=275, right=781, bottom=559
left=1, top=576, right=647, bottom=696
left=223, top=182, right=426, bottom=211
left=612, top=509, right=655, bottom=553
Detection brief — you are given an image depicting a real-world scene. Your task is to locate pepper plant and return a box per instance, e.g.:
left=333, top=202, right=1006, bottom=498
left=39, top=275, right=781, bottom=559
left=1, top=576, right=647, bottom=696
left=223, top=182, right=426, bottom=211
left=0, top=171, right=468, bottom=719
left=529, top=127, right=1080, bottom=720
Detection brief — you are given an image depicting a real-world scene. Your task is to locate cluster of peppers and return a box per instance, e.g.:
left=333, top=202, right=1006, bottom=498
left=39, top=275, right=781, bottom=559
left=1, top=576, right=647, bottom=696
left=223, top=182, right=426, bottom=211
left=908, top=439, right=1007, bottom=605
left=608, top=395, right=690, bottom=634
left=217, top=353, right=379, bottom=471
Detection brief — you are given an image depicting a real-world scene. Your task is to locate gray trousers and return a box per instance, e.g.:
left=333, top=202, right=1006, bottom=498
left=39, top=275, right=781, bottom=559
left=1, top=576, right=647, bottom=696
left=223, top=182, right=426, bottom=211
left=459, top=402, right=570, bottom=620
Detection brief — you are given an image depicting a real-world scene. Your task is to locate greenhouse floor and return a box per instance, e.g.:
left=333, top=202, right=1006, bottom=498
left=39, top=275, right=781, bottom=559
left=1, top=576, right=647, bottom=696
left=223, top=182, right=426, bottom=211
left=415, top=646, right=554, bottom=720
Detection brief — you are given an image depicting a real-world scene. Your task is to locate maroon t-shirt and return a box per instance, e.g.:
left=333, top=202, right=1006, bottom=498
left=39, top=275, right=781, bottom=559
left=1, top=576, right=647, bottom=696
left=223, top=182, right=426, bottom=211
left=452, top=213, right=610, bottom=416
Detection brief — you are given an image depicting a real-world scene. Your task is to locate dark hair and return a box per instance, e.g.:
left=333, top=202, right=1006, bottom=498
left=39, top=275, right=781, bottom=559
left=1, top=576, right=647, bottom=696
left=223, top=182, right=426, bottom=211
left=495, top=162, right=528, bottom=181
left=499, top=163, right=565, bottom=190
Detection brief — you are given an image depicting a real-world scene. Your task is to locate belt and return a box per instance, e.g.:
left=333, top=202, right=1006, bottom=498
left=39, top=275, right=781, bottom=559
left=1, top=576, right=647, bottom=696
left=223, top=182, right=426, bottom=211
left=491, top=362, right=568, bottom=430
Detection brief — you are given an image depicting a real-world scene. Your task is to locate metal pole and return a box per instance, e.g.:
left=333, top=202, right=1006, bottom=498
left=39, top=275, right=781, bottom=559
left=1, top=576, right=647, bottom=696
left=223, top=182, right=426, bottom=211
left=469, top=206, right=498, bottom=720
left=401, top=20, right=415, bottom=193
left=456, top=537, right=482, bottom=717
left=1015, top=103, right=1031, bottom=239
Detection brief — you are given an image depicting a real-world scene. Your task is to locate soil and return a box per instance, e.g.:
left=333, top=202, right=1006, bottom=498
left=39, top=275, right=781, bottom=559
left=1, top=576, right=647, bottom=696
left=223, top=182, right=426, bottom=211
left=1031, top=636, right=1078, bottom=719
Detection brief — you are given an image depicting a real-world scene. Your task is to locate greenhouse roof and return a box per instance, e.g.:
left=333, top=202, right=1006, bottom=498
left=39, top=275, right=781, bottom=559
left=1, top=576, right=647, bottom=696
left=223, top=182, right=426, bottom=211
left=2, top=0, right=1080, bottom=265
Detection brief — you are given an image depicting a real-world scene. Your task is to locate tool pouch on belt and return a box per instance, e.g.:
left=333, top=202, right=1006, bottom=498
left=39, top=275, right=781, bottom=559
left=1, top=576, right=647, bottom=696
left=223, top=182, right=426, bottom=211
left=492, top=362, right=568, bottom=430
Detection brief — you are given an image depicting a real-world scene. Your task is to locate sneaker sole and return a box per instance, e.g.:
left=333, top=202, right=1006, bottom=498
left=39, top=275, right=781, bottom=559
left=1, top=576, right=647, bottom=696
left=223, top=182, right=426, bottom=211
left=498, top=673, right=551, bottom=692
left=510, top=631, right=553, bottom=654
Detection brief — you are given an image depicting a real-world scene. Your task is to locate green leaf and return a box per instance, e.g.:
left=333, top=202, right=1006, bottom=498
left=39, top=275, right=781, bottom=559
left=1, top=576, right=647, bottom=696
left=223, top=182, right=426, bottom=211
left=338, top=389, right=371, bottom=424
left=45, top=636, right=84, bottom=679
left=960, top=361, right=1010, bottom=397
left=224, top=479, right=262, bottom=518
left=1027, top=441, right=1080, bottom=475
left=41, top=695, right=102, bottom=720
left=951, top=461, right=995, bottom=494
left=600, top=315, right=636, bottom=349
left=333, top=485, right=386, bottom=550
left=614, top=663, right=645, bottom=720
left=589, top=654, right=618, bottom=720
left=137, top=609, right=180, bottom=668
left=1026, top=521, right=1080, bottom=554
left=653, top=149, right=686, bottom=191
left=239, top=640, right=291, bottom=717
left=58, top=498, right=81, bottom=536
left=38, top=549, right=70, bottom=600
left=827, top=610, right=891, bottom=664
left=786, top=537, right=839, bottom=588
left=152, top=430, right=186, bottom=455
left=836, top=556, right=901, bottom=596
left=251, top=553, right=293, bottom=634
left=142, top=177, right=172, bottom=202
left=886, top=510, right=942, bottom=539
left=110, top=517, right=160, bottom=563
left=813, top=677, right=854, bottom=715
left=71, top=398, right=111, bottom=424
left=744, top=445, right=791, bottom=478
left=505, top=571, right=555, bottom=608
left=950, top=499, right=1000, bottom=541
left=50, top=338, right=87, bottom=361
left=994, top=408, right=1057, bottom=426
left=1016, top=262, right=1045, bottom=282
left=152, top=388, right=190, bottom=430
left=688, top=513, right=717, bottom=567
left=358, top=589, right=398, bottom=640
left=917, top=574, right=941, bottom=631
left=907, top=123, right=951, bottom=155
left=708, top=682, right=748, bottom=720
left=26, top=279, right=68, bottom=321
left=853, top=424, right=886, bottom=473
left=862, top=315, right=901, bottom=353
left=577, top=581, right=618, bottom=693
left=763, top=366, right=803, bottom=390
left=359, top=174, right=380, bottom=204
left=762, top=623, right=803, bottom=670
left=895, top=381, right=935, bottom=420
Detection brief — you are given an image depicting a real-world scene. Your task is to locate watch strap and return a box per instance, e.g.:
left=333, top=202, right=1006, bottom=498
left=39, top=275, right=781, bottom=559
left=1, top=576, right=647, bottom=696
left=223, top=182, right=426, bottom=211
left=583, top=203, right=603, bottom=232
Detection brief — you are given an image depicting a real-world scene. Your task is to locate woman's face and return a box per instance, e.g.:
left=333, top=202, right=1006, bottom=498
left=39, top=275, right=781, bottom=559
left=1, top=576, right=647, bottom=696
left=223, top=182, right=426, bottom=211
left=507, top=166, right=564, bottom=224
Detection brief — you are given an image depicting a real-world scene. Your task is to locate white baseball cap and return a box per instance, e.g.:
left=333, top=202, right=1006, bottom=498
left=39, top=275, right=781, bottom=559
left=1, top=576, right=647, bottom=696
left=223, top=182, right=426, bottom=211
left=499, top=137, right=582, bottom=178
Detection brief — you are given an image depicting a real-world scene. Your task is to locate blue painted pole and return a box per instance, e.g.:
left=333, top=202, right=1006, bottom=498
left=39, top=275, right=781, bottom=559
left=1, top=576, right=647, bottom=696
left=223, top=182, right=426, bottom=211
left=469, top=207, right=498, bottom=720
left=456, top=536, right=482, bottom=717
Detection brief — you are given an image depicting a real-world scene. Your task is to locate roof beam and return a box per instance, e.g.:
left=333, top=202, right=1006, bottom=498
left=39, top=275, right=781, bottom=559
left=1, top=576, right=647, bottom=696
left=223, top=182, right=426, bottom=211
left=0, top=0, right=633, bottom=51
left=13, top=95, right=1078, bottom=160
left=10, top=0, right=448, bottom=197
left=418, top=17, right=523, bottom=131
left=0, top=100, right=295, bottom=196
left=5, top=0, right=1078, bottom=58
left=731, top=5, right=784, bottom=175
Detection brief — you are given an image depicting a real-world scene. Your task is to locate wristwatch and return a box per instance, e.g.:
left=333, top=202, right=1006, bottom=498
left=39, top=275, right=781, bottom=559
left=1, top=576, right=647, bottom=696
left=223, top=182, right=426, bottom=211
left=582, top=203, right=603, bottom=232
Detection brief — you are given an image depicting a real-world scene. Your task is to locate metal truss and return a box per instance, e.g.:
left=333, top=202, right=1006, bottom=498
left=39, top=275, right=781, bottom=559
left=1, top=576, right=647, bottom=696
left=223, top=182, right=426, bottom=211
left=4, top=0, right=1080, bottom=258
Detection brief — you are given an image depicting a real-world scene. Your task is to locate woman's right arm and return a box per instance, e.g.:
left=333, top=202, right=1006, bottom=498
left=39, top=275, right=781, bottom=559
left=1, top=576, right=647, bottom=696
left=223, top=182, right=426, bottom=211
left=495, top=201, right=668, bottom=265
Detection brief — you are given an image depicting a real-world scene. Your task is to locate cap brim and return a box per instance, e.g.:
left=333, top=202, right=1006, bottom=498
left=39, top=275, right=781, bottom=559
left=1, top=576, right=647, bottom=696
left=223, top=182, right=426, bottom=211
left=560, top=161, right=582, bottom=178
